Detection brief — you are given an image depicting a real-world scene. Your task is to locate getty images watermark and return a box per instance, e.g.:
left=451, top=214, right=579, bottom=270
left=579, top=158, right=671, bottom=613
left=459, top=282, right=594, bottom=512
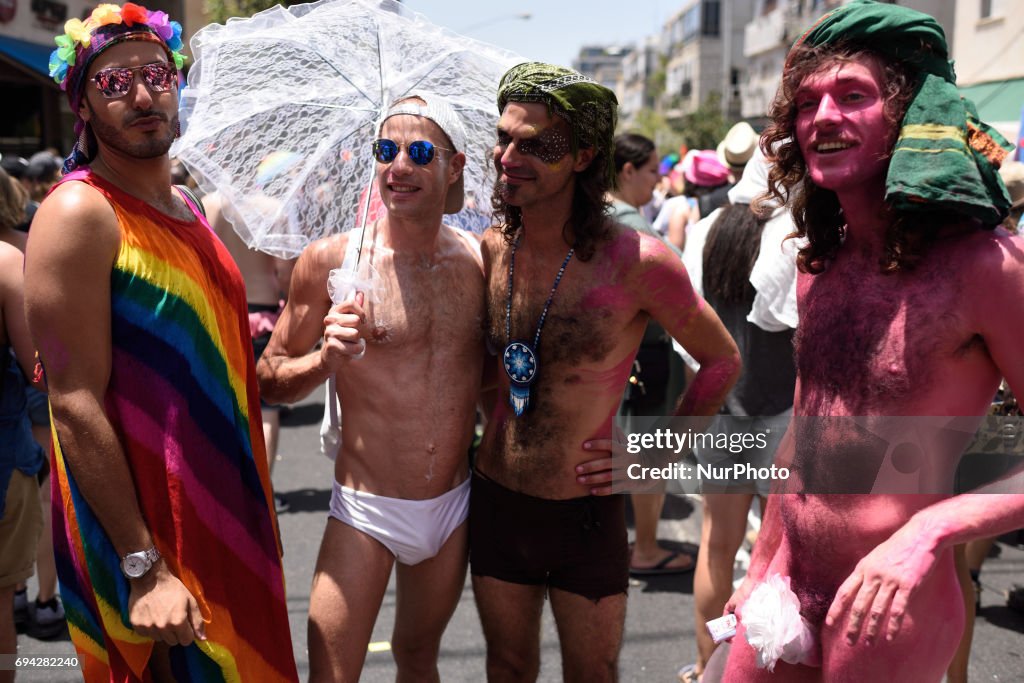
left=624, top=426, right=790, bottom=485
left=614, top=414, right=1024, bottom=495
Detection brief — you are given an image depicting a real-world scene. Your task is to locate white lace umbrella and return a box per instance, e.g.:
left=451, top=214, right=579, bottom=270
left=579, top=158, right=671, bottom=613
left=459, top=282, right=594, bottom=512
left=171, top=0, right=522, bottom=258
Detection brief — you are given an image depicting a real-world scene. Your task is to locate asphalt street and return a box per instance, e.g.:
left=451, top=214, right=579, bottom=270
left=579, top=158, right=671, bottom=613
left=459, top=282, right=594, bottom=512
left=14, top=394, right=1024, bottom=682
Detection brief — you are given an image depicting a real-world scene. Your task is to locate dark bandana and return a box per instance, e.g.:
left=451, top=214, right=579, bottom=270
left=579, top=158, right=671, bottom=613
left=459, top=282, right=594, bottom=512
left=497, top=62, right=619, bottom=184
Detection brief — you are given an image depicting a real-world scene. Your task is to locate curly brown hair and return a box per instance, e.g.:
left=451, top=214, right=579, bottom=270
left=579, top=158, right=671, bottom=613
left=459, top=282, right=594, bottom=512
left=759, top=42, right=961, bottom=274
left=491, top=117, right=612, bottom=262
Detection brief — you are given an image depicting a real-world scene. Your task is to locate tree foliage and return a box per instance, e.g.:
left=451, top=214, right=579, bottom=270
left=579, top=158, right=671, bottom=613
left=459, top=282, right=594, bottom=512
left=624, top=90, right=733, bottom=156
left=629, top=108, right=687, bottom=158
left=677, top=91, right=730, bottom=151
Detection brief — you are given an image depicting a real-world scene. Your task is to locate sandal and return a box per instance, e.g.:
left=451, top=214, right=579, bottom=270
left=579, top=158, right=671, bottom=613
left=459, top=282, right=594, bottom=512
left=677, top=663, right=700, bottom=683
left=629, top=550, right=695, bottom=576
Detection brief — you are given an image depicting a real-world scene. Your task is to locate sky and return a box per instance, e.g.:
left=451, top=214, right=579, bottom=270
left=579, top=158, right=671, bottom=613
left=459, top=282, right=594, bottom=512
left=401, top=0, right=675, bottom=68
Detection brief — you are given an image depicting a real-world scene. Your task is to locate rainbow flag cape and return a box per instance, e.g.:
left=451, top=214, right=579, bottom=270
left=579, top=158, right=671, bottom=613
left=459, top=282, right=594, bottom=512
left=48, top=169, right=298, bottom=682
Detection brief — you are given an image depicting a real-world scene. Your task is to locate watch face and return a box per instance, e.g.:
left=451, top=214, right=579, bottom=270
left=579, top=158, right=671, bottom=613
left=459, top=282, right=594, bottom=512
left=123, top=555, right=147, bottom=578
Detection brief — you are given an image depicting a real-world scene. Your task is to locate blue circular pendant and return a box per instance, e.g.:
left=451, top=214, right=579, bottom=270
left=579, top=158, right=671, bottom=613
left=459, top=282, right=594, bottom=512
left=503, top=341, right=538, bottom=386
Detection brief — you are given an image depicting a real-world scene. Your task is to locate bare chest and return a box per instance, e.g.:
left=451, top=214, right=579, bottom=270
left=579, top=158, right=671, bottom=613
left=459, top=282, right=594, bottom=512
left=365, top=251, right=485, bottom=349
left=484, top=252, right=636, bottom=369
left=795, top=260, right=972, bottom=414
left=482, top=249, right=645, bottom=490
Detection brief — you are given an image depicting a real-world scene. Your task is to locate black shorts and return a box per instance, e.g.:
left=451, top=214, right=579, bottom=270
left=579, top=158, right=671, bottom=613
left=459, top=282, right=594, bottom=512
left=469, top=471, right=628, bottom=601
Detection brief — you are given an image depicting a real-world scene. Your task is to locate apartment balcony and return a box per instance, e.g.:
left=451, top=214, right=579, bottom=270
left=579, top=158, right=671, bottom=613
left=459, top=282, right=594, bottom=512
left=745, top=6, right=814, bottom=58
left=744, top=8, right=786, bottom=57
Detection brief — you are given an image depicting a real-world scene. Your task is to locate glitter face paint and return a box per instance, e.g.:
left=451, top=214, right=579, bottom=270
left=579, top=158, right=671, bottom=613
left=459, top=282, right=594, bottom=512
left=517, top=128, right=571, bottom=164
left=493, top=102, right=581, bottom=207
left=495, top=125, right=572, bottom=165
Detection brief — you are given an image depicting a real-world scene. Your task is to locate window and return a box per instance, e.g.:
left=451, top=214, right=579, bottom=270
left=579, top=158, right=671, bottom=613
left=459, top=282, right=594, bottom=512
left=980, top=0, right=1008, bottom=20
left=702, top=0, right=720, bottom=36
left=682, top=6, right=700, bottom=43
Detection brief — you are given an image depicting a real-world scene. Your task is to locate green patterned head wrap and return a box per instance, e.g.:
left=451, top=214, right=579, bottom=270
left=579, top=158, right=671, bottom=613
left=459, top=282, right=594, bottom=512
left=497, top=62, right=618, bottom=184
left=792, top=0, right=1012, bottom=226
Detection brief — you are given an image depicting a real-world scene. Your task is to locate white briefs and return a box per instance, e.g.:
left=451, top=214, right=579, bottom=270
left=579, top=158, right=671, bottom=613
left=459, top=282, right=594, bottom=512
left=328, top=478, right=470, bottom=566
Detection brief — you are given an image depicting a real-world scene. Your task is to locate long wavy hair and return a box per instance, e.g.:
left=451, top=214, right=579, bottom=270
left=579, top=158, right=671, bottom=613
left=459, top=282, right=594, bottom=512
left=492, top=119, right=613, bottom=262
left=703, top=203, right=764, bottom=304
left=759, top=42, right=960, bottom=274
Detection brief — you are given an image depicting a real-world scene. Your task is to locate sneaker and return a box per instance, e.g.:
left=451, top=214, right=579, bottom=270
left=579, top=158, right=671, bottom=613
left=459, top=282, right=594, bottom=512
left=28, top=596, right=67, bottom=640
left=274, top=493, right=290, bottom=514
left=13, top=589, right=28, bottom=634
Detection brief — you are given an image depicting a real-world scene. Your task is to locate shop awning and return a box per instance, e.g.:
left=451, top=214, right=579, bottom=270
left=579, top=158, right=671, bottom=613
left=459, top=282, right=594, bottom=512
left=0, top=34, right=52, bottom=80
left=959, top=77, right=1024, bottom=125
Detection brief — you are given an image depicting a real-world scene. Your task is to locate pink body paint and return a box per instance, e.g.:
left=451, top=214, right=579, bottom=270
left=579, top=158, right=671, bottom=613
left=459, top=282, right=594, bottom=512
left=569, top=349, right=638, bottom=396
left=679, top=354, right=741, bottom=415
left=581, top=285, right=631, bottom=309
left=795, top=57, right=892, bottom=195
left=636, top=258, right=704, bottom=331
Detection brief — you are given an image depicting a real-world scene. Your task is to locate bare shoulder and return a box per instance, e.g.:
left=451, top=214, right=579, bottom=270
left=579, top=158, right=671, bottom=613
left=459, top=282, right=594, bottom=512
left=479, top=227, right=509, bottom=270
left=202, top=191, right=227, bottom=234
left=595, top=220, right=677, bottom=274
left=287, top=233, right=347, bottom=299
left=978, top=227, right=1024, bottom=263
left=0, top=240, right=22, bottom=273
left=26, top=182, right=119, bottom=282
left=31, top=180, right=119, bottom=249
left=300, top=232, right=348, bottom=273
left=0, top=240, right=23, bottom=302
left=440, top=225, right=484, bottom=270
left=949, top=227, right=1024, bottom=280
left=939, top=227, right=1024, bottom=320
left=480, top=226, right=505, bottom=252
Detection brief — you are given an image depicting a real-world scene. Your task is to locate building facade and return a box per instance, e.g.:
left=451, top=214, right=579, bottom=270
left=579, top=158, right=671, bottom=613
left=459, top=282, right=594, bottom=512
left=618, top=36, right=659, bottom=128
left=740, top=0, right=958, bottom=124
left=661, top=0, right=754, bottom=121
left=573, top=43, right=633, bottom=95
left=952, top=0, right=1024, bottom=149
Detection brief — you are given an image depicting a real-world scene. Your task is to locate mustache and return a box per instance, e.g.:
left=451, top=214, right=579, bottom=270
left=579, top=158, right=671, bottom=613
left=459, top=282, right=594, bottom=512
left=125, top=110, right=168, bottom=124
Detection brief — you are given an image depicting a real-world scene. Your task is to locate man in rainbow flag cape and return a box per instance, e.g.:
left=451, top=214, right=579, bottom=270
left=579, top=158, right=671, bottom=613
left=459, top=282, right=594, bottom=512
left=23, top=4, right=298, bottom=680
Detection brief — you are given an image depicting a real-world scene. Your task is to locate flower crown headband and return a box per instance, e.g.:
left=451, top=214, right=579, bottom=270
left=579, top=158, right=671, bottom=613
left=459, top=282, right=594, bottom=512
left=48, top=2, right=186, bottom=88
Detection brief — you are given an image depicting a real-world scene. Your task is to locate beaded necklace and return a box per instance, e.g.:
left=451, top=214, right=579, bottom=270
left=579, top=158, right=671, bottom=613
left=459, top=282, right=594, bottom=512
left=504, top=232, right=575, bottom=416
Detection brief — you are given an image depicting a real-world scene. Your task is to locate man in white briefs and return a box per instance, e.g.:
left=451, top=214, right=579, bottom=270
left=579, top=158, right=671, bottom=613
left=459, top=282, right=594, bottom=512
left=256, top=92, right=485, bottom=683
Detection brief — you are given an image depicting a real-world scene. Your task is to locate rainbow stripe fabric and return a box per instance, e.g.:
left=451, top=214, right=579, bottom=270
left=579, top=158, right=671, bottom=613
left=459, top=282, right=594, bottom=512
left=48, top=169, right=298, bottom=682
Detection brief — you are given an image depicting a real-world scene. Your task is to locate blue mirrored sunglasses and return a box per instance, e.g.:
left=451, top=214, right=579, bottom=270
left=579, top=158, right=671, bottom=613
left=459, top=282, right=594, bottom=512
left=372, top=139, right=452, bottom=166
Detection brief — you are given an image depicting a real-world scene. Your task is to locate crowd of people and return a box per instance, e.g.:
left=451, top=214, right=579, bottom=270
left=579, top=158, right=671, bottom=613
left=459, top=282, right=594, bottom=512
left=1, top=0, right=1023, bottom=682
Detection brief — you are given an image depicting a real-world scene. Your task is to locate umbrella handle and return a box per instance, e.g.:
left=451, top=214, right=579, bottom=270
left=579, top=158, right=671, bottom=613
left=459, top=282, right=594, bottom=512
left=327, top=267, right=374, bottom=361
left=351, top=336, right=367, bottom=361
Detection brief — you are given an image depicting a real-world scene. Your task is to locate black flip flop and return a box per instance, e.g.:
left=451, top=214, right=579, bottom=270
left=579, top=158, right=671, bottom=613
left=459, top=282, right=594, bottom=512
left=629, top=550, right=695, bottom=576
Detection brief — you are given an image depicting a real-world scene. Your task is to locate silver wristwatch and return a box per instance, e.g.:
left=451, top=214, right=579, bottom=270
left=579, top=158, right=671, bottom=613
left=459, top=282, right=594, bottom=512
left=120, top=546, right=161, bottom=579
